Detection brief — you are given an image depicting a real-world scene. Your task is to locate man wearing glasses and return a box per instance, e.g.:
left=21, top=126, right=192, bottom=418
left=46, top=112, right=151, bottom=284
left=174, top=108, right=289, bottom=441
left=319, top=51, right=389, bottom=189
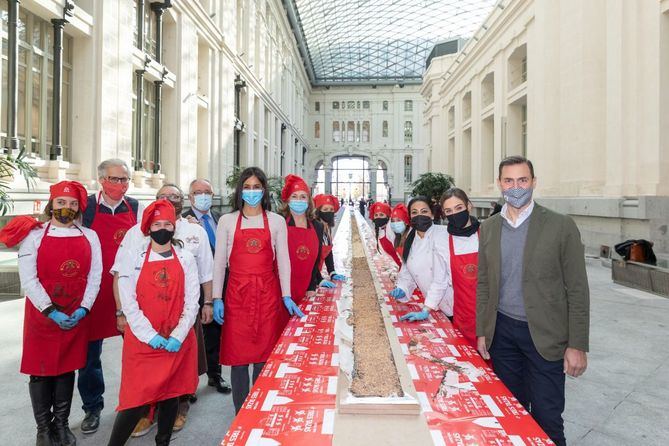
left=476, top=156, right=590, bottom=446
left=183, top=179, right=232, bottom=396
left=78, top=158, right=142, bottom=435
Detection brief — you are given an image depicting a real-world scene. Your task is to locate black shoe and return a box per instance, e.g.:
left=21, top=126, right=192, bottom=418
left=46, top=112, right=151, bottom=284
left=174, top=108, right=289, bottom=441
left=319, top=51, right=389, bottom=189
left=208, top=375, right=232, bottom=394
left=80, top=410, right=100, bottom=434
left=28, top=376, right=57, bottom=446
left=52, top=373, right=76, bottom=446
left=188, top=394, right=198, bottom=404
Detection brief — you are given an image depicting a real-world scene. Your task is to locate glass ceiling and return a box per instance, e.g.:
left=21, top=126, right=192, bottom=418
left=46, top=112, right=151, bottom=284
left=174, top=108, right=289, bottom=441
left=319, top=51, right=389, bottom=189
left=285, top=0, right=498, bottom=85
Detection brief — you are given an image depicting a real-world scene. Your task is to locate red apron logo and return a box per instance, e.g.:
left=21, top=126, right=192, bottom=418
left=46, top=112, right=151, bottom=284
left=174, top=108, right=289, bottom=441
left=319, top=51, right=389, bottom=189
left=296, top=244, right=310, bottom=261
left=59, top=259, right=81, bottom=277
left=246, top=238, right=262, bottom=254
left=462, top=263, right=478, bottom=280
left=154, top=267, right=170, bottom=288
left=113, top=228, right=127, bottom=245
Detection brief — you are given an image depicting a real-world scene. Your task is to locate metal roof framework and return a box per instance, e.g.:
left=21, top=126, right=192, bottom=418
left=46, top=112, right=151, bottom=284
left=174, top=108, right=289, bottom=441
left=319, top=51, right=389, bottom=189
left=282, top=0, right=497, bottom=86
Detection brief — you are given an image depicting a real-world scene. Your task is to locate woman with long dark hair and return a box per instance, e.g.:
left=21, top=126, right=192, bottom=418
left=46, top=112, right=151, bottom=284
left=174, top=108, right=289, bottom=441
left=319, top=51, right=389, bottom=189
left=427, top=187, right=480, bottom=347
left=389, top=203, right=411, bottom=261
left=388, top=196, right=451, bottom=322
left=211, top=167, right=298, bottom=414
left=370, top=201, right=402, bottom=267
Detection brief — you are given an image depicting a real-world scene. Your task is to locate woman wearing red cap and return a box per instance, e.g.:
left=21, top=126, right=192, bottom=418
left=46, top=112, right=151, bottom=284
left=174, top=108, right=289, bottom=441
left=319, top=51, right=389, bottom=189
left=313, top=194, right=345, bottom=281
left=370, top=201, right=402, bottom=268
left=108, top=199, right=199, bottom=446
left=9, top=180, right=103, bottom=446
left=211, top=167, right=297, bottom=414
left=390, top=203, right=411, bottom=261
left=278, top=177, right=341, bottom=328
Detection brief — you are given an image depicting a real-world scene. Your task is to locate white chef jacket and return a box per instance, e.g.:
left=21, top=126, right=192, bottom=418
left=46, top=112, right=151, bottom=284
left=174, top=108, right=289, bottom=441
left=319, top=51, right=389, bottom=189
left=426, top=230, right=480, bottom=316
left=116, top=245, right=199, bottom=343
left=112, top=217, right=213, bottom=285
left=395, top=224, right=453, bottom=315
left=18, top=224, right=103, bottom=312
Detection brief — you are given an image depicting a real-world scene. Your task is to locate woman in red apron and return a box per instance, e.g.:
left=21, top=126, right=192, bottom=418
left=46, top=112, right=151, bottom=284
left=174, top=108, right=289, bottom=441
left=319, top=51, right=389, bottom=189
left=212, top=167, right=300, bottom=414
left=278, top=176, right=333, bottom=328
left=108, top=200, right=199, bottom=446
left=370, top=202, right=403, bottom=268
left=440, top=188, right=480, bottom=348
left=390, top=203, right=411, bottom=262
left=8, top=181, right=102, bottom=446
left=313, top=194, right=346, bottom=281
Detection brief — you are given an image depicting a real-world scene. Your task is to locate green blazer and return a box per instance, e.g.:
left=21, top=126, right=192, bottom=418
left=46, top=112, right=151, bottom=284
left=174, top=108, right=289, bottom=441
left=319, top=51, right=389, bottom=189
left=476, top=203, right=590, bottom=361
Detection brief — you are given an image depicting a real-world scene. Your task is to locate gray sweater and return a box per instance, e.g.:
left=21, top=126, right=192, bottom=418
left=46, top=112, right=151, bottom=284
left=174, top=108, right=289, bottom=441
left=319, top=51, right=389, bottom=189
left=498, top=217, right=531, bottom=321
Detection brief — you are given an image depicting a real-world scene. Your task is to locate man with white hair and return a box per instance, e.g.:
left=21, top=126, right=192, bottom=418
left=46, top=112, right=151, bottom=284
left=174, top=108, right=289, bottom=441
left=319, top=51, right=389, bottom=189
left=78, top=158, right=142, bottom=435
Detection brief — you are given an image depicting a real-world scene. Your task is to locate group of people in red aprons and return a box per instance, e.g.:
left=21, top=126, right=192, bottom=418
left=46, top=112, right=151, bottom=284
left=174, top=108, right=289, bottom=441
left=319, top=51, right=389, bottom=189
left=373, top=189, right=480, bottom=348
left=5, top=163, right=350, bottom=445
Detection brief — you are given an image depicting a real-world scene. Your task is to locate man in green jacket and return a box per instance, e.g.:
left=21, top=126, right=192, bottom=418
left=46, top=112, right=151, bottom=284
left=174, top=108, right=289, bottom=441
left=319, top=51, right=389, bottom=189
left=476, top=156, right=589, bottom=446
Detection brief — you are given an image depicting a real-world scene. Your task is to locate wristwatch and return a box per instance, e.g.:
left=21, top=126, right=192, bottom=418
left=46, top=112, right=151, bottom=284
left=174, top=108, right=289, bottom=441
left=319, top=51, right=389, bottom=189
left=115, top=309, right=124, bottom=317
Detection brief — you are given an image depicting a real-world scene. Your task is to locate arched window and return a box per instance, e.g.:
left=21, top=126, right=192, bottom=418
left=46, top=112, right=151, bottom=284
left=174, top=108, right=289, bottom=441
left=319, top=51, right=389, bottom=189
left=404, top=121, right=413, bottom=143
left=404, top=155, right=413, bottom=183
left=332, top=121, right=340, bottom=142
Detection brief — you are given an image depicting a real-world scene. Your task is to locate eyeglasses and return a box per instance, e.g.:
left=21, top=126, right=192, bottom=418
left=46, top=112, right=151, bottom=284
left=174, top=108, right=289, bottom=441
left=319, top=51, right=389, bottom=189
left=157, top=194, right=182, bottom=201
left=106, top=176, right=130, bottom=184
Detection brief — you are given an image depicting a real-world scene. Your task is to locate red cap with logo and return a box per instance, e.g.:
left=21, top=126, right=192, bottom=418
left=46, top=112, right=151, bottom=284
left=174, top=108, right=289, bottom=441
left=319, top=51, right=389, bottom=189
left=369, top=202, right=391, bottom=217
left=141, top=200, right=176, bottom=235
left=314, top=194, right=340, bottom=212
left=49, top=181, right=89, bottom=213
left=281, top=174, right=310, bottom=202
left=391, top=203, right=410, bottom=225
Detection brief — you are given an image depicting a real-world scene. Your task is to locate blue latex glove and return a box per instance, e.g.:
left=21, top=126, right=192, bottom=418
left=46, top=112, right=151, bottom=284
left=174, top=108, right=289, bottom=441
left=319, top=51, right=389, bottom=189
left=320, top=279, right=336, bottom=289
left=66, top=307, right=87, bottom=328
left=148, top=335, right=168, bottom=349
left=165, top=337, right=182, bottom=352
left=331, top=273, right=346, bottom=281
left=389, top=287, right=406, bottom=299
left=283, top=296, right=305, bottom=318
left=48, top=310, right=72, bottom=330
left=213, top=299, right=224, bottom=325
left=400, top=309, right=430, bottom=322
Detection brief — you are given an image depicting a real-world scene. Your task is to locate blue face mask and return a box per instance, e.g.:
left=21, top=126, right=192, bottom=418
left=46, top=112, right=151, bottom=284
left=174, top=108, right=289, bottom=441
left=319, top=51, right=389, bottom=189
left=390, top=221, right=406, bottom=234
left=242, top=189, right=263, bottom=207
left=289, top=200, right=309, bottom=215
left=193, top=193, right=212, bottom=212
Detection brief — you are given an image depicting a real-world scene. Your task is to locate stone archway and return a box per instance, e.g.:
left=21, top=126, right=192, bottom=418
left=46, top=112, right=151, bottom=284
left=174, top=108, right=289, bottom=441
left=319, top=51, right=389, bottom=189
left=312, top=153, right=392, bottom=201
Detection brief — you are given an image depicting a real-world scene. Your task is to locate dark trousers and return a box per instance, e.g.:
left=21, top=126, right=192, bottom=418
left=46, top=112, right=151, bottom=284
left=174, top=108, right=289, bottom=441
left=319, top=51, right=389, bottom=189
left=107, top=397, right=179, bottom=446
left=490, top=312, right=566, bottom=446
left=202, top=320, right=222, bottom=378
left=231, top=362, right=265, bottom=414
left=78, top=339, right=105, bottom=414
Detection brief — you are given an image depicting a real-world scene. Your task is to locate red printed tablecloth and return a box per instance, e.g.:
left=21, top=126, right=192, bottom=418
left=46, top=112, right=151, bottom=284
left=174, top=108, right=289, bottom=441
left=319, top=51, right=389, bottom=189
left=221, top=210, right=554, bottom=446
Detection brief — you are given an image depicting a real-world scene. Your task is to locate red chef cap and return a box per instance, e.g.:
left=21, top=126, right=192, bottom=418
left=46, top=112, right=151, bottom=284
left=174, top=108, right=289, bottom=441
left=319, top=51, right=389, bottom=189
left=314, top=194, right=340, bottom=212
left=369, top=202, right=391, bottom=217
left=281, top=174, right=310, bottom=202
left=141, top=200, right=176, bottom=235
left=391, top=203, right=410, bottom=225
left=0, top=215, right=43, bottom=247
left=49, top=181, right=88, bottom=213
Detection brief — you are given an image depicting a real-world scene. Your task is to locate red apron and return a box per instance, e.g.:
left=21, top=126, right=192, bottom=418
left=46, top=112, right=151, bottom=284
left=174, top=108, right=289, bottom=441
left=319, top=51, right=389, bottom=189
left=21, top=224, right=92, bottom=376
left=317, top=227, right=333, bottom=272
left=88, top=194, right=136, bottom=340
left=379, top=233, right=402, bottom=268
left=449, top=234, right=478, bottom=348
left=117, top=247, right=197, bottom=410
left=220, top=212, right=282, bottom=366
left=280, top=218, right=319, bottom=328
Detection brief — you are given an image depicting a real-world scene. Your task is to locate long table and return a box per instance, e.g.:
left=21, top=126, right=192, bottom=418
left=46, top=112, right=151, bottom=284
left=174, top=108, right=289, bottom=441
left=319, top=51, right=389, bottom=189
left=221, top=209, right=554, bottom=446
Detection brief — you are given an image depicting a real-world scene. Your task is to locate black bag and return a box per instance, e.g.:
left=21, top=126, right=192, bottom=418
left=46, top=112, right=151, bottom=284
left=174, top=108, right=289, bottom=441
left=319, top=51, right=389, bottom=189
left=614, top=239, right=657, bottom=265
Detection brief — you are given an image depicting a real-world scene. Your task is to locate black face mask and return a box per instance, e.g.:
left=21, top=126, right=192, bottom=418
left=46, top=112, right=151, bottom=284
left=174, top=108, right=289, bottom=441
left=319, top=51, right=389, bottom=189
left=446, top=209, right=470, bottom=229
left=410, top=215, right=433, bottom=232
left=318, top=210, right=335, bottom=226
left=373, top=217, right=389, bottom=228
left=53, top=207, right=77, bottom=224
left=150, top=228, right=174, bottom=245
